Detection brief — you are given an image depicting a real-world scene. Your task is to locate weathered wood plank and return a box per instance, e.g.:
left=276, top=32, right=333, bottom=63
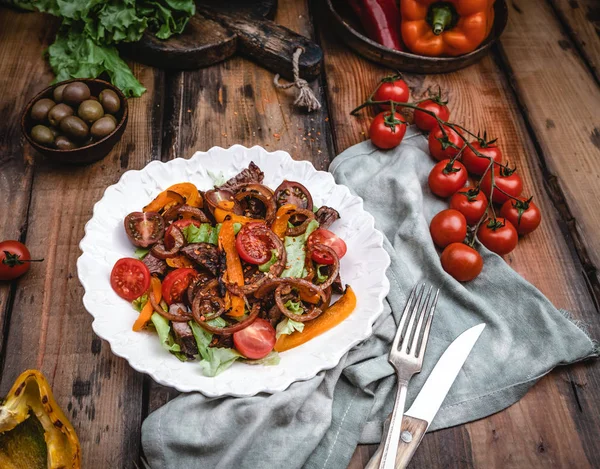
left=314, top=3, right=600, bottom=468
left=0, top=15, right=165, bottom=465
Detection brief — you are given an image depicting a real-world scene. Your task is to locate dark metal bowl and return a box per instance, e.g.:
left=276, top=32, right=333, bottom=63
left=326, top=0, right=507, bottom=73
left=21, top=78, right=128, bottom=165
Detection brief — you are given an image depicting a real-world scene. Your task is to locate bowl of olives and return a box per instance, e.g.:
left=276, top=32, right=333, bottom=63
left=21, top=78, right=128, bottom=164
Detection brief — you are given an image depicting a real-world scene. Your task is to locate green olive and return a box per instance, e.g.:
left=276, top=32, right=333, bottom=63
left=31, top=98, right=56, bottom=122
left=78, top=100, right=104, bottom=123
left=104, top=114, right=118, bottom=125
left=55, top=135, right=77, bottom=150
left=47, top=103, right=74, bottom=127
left=59, top=115, right=89, bottom=141
left=53, top=84, right=68, bottom=102
left=90, top=116, right=117, bottom=139
left=62, top=82, right=91, bottom=106
left=98, top=89, right=121, bottom=114
left=30, top=125, right=55, bottom=146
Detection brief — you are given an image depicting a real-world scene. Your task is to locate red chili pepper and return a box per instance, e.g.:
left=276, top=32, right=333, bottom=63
left=349, top=0, right=403, bottom=51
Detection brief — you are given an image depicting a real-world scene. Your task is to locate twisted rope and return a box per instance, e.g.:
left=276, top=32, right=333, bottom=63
left=274, top=48, right=321, bottom=112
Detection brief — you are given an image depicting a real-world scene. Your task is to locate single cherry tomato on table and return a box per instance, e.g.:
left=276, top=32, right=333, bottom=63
left=450, top=188, right=488, bottom=225
left=428, top=125, right=463, bottom=161
left=477, top=217, right=518, bottom=255
left=480, top=166, right=523, bottom=205
left=373, top=77, right=410, bottom=110
left=429, top=209, right=467, bottom=248
left=0, top=240, right=42, bottom=281
left=110, top=258, right=151, bottom=301
left=233, top=318, right=276, bottom=359
left=441, top=243, right=483, bottom=282
left=369, top=112, right=407, bottom=150
left=307, top=228, right=347, bottom=265
left=161, top=268, right=198, bottom=304
left=236, top=222, right=275, bottom=265
left=124, top=212, right=165, bottom=248
left=428, top=159, right=468, bottom=198
left=500, top=197, right=542, bottom=235
left=461, top=140, right=503, bottom=176
left=414, top=99, right=450, bottom=132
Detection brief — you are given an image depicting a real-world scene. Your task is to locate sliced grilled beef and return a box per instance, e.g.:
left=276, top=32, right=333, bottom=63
left=172, top=322, right=198, bottom=359
left=143, top=252, right=167, bottom=276
left=220, top=161, right=264, bottom=191
left=181, top=243, right=220, bottom=276
left=315, top=206, right=340, bottom=229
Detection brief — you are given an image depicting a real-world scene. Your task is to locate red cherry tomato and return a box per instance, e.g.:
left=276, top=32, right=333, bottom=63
left=370, top=112, right=407, bottom=150
left=233, top=318, right=276, bottom=359
left=441, top=243, right=483, bottom=282
left=161, top=268, right=198, bottom=304
left=477, top=218, right=518, bottom=255
left=235, top=222, right=274, bottom=265
left=373, top=77, right=410, bottom=110
left=414, top=99, right=450, bottom=132
left=429, top=209, right=467, bottom=248
left=461, top=141, right=503, bottom=176
left=480, top=167, right=523, bottom=204
left=110, top=258, right=151, bottom=301
left=449, top=188, right=488, bottom=225
left=0, top=240, right=34, bottom=281
left=428, top=125, right=463, bottom=161
left=307, top=228, right=347, bottom=265
left=172, top=219, right=201, bottom=230
left=428, top=159, right=468, bottom=198
left=500, top=197, right=542, bottom=235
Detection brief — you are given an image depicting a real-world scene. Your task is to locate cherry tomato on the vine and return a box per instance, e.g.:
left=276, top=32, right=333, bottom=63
left=441, top=243, right=483, bottom=282
left=414, top=99, right=450, bottom=132
left=0, top=240, right=37, bottom=281
left=480, top=166, right=523, bottom=204
left=500, top=197, right=541, bottom=235
left=428, top=125, right=463, bottom=161
left=450, top=188, right=488, bottom=225
left=373, top=77, right=410, bottom=110
left=428, top=159, right=468, bottom=198
left=370, top=112, right=407, bottom=150
left=477, top=217, right=518, bottom=255
left=429, top=209, right=467, bottom=248
left=461, top=141, right=503, bottom=176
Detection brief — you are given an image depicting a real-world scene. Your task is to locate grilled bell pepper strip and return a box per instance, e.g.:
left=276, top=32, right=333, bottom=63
left=275, top=286, right=356, bottom=352
left=0, top=370, right=81, bottom=469
left=143, top=183, right=202, bottom=212
left=214, top=200, right=254, bottom=225
left=133, top=276, right=162, bottom=331
left=219, top=220, right=246, bottom=317
left=349, top=0, right=403, bottom=51
left=271, top=203, right=297, bottom=239
left=401, top=0, right=495, bottom=56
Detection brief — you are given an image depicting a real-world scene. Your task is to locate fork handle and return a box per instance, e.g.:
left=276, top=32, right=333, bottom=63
left=376, top=380, right=408, bottom=469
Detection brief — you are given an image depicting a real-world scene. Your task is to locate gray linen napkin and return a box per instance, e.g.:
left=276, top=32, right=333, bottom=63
left=142, top=127, right=597, bottom=469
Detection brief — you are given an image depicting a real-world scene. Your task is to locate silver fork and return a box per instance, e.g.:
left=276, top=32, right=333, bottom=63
left=378, top=284, right=439, bottom=469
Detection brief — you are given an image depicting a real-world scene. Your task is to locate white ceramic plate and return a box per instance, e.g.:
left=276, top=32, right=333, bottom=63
left=77, top=145, right=390, bottom=396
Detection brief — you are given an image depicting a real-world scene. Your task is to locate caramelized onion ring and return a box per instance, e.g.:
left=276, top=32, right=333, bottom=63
left=254, top=278, right=326, bottom=305
left=194, top=303, right=261, bottom=335
left=285, top=208, right=316, bottom=236
left=149, top=293, right=191, bottom=322
left=151, top=225, right=185, bottom=259
left=312, top=244, right=340, bottom=290
left=234, top=183, right=276, bottom=224
left=274, top=285, right=323, bottom=322
left=204, top=188, right=241, bottom=215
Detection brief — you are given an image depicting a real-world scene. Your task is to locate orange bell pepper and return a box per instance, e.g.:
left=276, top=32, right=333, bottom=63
left=144, top=183, right=203, bottom=212
left=214, top=200, right=254, bottom=225
left=275, top=286, right=357, bottom=352
left=400, top=0, right=495, bottom=56
left=219, top=220, right=245, bottom=317
left=271, top=203, right=297, bottom=239
left=133, top=276, right=162, bottom=331
left=166, top=255, right=195, bottom=269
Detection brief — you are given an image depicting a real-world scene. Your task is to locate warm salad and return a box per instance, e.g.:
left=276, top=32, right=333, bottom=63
left=110, top=162, right=356, bottom=376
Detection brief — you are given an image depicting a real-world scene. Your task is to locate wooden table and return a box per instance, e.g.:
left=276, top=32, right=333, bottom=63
left=1, top=1, right=599, bottom=467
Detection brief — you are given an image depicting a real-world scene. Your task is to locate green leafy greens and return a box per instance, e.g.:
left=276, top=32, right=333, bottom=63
left=281, top=219, right=320, bottom=278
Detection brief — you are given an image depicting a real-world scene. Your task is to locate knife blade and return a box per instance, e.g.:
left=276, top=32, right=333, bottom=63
left=366, top=323, right=485, bottom=469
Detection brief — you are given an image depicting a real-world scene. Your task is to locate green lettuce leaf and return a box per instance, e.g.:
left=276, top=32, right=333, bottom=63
left=132, top=293, right=148, bottom=312
left=242, top=351, right=280, bottom=366
left=182, top=223, right=214, bottom=244
left=284, top=300, right=304, bottom=315
left=189, top=321, right=242, bottom=377
left=207, top=170, right=226, bottom=187
left=281, top=219, right=319, bottom=278
left=316, top=264, right=329, bottom=284
left=151, top=312, right=182, bottom=353
left=276, top=317, right=304, bottom=339
left=259, top=249, right=278, bottom=273
left=134, top=247, right=150, bottom=259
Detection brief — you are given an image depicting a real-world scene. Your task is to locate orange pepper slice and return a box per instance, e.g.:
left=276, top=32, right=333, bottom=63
left=167, top=183, right=203, bottom=208
left=143, top=183, right=202, bottom=212
left=214, top=200, right=254, bottom=225
left=218, top=220, right=245, bottom=317
left=166, top=255, right=195, bottom=269
left=271, top=203, right=297, bottom=238
left=133, top=276, right=162, bottom=332
left=274, top=286, right=356, bottom=352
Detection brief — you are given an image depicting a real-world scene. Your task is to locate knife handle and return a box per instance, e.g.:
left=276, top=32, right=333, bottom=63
left=365, top=415, right=428, bottom=469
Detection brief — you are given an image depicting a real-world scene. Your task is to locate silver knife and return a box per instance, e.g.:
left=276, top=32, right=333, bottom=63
left=366, top=323, right=486, bottom=469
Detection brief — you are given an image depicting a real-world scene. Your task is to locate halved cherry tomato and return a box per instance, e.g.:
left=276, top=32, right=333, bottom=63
left=414, top=99, right=450, bottom=132
left=428, top=125, right=463, bottom=161
left=370, top=112, right=407, bottom=150
left=373, top=77, right=410, bottom=110
left=500, top=197, right=542, bottom=235
left=429, top=209, right=467, bottom=248
left=461, top=141, right=503, bottom=176
left=161, top=268, right=198, bottom=305
left=477, top=217, right=518, bottom=255
left=235, top=222, right=273, bottom=265
left=428, top=159, right=468, bottom=198
left=480, top=166, right=523, bottom=204
left=172, top=219, right=201, bottom=230
left=111, top=258, right=151, bottom=301
left=440, top=243, right=483, bottom=282
left=274, top=181, right=313, bottom=210
left=233, top=318, right=276, bottom=359
left=450, top=188, right=488, bottom=225
left=307, top=229, right=347, bottom=265
left=124, top=212, right=165, bottom=248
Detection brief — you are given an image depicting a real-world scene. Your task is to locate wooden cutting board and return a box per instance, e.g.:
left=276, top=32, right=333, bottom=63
left=120, top=0, right=322, bottom=81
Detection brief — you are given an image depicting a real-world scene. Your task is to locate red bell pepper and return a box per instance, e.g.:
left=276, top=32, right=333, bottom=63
left=349, top=0, right=403, bottom=51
